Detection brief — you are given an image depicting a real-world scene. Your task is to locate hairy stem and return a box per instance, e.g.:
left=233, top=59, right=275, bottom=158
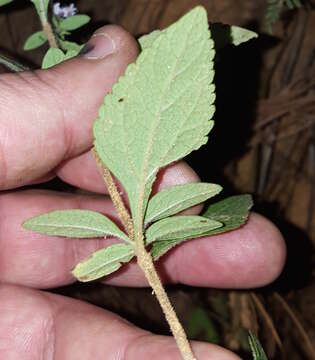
left=93, top=149, right=134, bottom=240
left=37, top=0, right=58, bottom=48
left=136, top=233, right=196, bottom=360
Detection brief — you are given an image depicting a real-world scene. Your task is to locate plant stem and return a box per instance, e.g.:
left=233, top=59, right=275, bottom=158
left=94, top=150, right=195, bottom=359
left=37, top=0, right=58, bottom=48
left=93, top=149, right=134, bottom=240
left=136, top=234, right=196, bottom=360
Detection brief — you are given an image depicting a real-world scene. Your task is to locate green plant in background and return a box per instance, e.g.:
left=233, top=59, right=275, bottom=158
left=0, top=1, right=269, bottom=359
left=0, top=0, right=89, bottom=69
left=249, top=332, right=269, bottom=360
left=265, top=0, right=302, bottom=33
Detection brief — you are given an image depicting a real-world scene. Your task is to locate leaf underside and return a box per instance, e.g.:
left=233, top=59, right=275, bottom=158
left=94, top=6, right=216, bottom=229
left=146, top=215, right=222, bottom=244
left=22, top=209, right=130, bottom=242
left=72, top=243, right=135, bottom=282
left=145, top=182, right=222, bottom=224
left=151, top=194, right=252, bottom=260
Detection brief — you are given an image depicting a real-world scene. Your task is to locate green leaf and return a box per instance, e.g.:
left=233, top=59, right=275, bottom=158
left=42, top=48, right=65, bottom=69
left=94, top=6, right=215, bottom=231
left=145, top=183, right=222, bottom=224
left=248, top=332, right=268, bottom=360
left=23, top=209, right=130, bottom=242
left=202, top=194, right=253, bottom=236
left=138, top=30, right=162, bottom=50
left=60, top=40, right=84, bottom=53
left=24, top=31, right=47, bottom=51
left=0, top=0, right=14, bottom=6
left=146, top=215, right=222, bottom=245
left=41, top=48, right=79, bottom=69
left=0, top=54, right=29, bottom=72
left=30, top=0, right=49, bottom=16
left=59, top=15, right=91, bottom=31
left=210, top=23, right=258, bottom=51
left=72, top=243, right=135, bottom=282
left=151, top=195, right=252, bottom=260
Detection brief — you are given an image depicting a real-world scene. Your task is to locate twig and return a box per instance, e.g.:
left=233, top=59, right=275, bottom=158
left=93, top=149, right=134, bottom=240
left=250, top=293, right=283, bottom=351
left=37, top=0, right=58, bottom=48
left=136, top=239, right=196, bottom=360
left=273, top=293, right=315, bottom=359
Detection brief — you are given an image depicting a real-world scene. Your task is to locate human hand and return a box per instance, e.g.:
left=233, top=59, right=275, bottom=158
left=0, top=26, right=286, bottom=359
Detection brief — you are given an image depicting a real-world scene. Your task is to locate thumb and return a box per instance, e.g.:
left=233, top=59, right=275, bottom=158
left=0, top=25, right=139, bottom=190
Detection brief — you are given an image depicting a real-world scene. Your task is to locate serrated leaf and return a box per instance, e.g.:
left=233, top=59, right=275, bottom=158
left=202, top=194, right=253, bottom=235
left=59, top=14, right=91, bottom=31
left=151, top=195, right=252, bottom=260
left=24, top=31, right=47, bottom=51
left=138, top=30, right=162, bottom=50
left=145, top=183, right=222, bottom=224
left=248, top=332, right=268, bottom=360
left=146, top=215, right=222, bottom=245
left=94, top=7, right=215, bottom=231
left=23, top=209, right=130, bottom=242
left=72, top=243, right=135, bottom=282
left=0, top=0, right=14, bottom=6
left=210, top=23, right=258, bottom=51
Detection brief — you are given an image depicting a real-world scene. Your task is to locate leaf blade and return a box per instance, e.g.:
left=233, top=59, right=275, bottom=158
left=0, top=0, right=14, bottom=6
left=23, top=209, right=130, bottom=242
left=24, top=31, right=47, bottom=51
left=145, top=183, right=222, bottom=224
left=72, top=243, right=135, bottom=282
left=151, top=195, right=253, bottom=260
left=146, top=215, right=222, bottom=244
left=59, top=14, right=91, bottom=31
left=248, top=332, right=268, bottom=360
left=94, top=6, right=215, bottom=228
left=202, top=194, right=253, bottom=236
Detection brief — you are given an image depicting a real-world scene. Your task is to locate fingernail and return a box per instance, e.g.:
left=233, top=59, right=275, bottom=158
left=79, top=32, right=116, bottom=59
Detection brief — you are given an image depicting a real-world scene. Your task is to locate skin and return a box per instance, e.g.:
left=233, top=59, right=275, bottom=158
left=0, top=25, right=286, bottom=359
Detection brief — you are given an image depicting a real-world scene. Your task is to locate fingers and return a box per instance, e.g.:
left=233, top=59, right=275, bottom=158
left=0, top=25, right=139, bottom=190
left=0, top=190, right=286, bottom=289
left=0, top=284, right=240, bottom=360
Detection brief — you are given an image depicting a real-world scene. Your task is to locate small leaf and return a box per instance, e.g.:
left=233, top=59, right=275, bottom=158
left=151, top=195, right=252, bottom=260
left=59, top=14, right=91, bottom=31
left=210, top=23, right=258, bottom=51
left=72, top=243, right=135, bottom=282
left=23, top=209, right=130, bottom=242
left=0, top=0, right=14, bottom=6
left=24, top=31, right=47, bottom=51
left=146, top=215, right=222, bottom=244
left=60, top=40, right=84, bottom=52
left=145, top=183, right=222, bottom=224
left=41, top=48, right=79, bottom=69
left=248, top=332, right=268, bottom=360
left=42, top=48, right=66, bottom=69
left=94, top=6, right=216, bottom=229
left=202, top=194, right=253, bottom=236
